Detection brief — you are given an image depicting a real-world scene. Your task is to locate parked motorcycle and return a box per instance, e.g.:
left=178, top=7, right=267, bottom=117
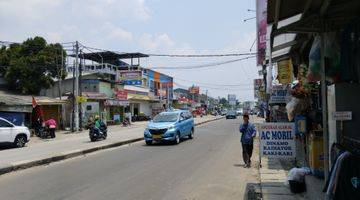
left=122, top=118, right=131, bottom=127
left=88, top=123, right=107, bottom=142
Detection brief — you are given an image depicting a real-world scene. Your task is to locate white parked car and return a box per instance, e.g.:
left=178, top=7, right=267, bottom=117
left=0, top=117, right=30, bottom=148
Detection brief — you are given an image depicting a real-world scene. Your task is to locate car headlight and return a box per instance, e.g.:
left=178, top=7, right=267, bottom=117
left=167, top=125, right=176, bottom=130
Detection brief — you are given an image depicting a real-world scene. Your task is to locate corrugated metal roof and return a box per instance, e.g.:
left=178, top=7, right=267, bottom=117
left=0, top=90, right=66, bottom=106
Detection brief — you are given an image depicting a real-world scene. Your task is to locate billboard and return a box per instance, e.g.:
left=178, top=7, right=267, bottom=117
left=228, top=94, right=236, bottom=105
left=189, top=86, right=200, bottom=94
left=256, top=0, right=267, bottom=65
left=118, top=70, right=142, bottom=85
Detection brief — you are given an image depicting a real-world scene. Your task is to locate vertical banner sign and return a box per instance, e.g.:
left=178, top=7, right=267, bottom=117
left=259, top=123, right=296, bottom=158
left=256, top=0, right=267, bottom=66
left=254, top=79, right=263, bottom=99
left=277, top=58, right=294, bottom=84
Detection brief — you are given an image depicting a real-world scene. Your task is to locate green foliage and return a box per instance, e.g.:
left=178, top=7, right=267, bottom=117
left=1, top=36, right=66, bottom=94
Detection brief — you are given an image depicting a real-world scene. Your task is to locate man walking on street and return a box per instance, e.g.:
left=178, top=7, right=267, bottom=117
left=239, top=113, right=256, bottom=168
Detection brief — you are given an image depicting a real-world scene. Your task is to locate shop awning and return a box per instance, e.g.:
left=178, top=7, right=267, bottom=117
left=82, top=92, right=108, bottom=100
left=127, top=93, right=152, bottom=101
left=104, top=99, right=129, bottom=106
left=0, top=90, right=66, bottom=106
left=267, top=0, right=360, bottom=56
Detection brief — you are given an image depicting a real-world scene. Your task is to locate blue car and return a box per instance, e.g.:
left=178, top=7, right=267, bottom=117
left=144, top=110, right=194, bottom=145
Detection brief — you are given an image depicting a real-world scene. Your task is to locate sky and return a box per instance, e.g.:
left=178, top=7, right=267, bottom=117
left=0, top=0, right=261, bottom=101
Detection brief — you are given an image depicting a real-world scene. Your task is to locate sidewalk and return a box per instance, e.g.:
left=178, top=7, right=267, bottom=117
left=259, top=157, right=300, bottom=200
left=0, top=115, right=223, bottom=175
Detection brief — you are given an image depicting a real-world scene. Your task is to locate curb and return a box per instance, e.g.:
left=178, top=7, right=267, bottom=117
left=0, top=116, right=224, bottom=176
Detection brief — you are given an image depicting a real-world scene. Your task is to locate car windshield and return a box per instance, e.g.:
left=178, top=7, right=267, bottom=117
left=153, top=113, right=179, bottom=122
left=228, top=111, right=236, bottom=115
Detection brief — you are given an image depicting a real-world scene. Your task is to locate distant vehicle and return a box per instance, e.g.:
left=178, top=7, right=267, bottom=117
left=250, top=110, right=254, bottom=115
left=221, top=110, right=227, bottom=116
left=236, top=110, right=243, bottom=116
left=211, top=110, right=218, bottom=116
left=144, top=110, right=194, bottom=145
left=0, top=117, right=30, bottom=148
left=226, top=110, right=237, bottom=119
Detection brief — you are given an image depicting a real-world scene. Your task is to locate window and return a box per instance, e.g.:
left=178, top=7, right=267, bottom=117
left=0, top=119, right=13, bottom=128
left=86, top=105, right=92, bottom=111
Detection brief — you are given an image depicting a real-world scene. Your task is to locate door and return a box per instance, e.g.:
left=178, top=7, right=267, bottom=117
left=179, top=113, right=187, bottom=137
left=0, top=119, right=14, bottom=143
left=185, top=112, right=193, bottom=134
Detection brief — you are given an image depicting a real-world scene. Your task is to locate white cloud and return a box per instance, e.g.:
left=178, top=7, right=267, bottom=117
left=139, top=33, right=175, bottom=52
left=102, top=22, right=133, bottom=42
left=223, top=31, right=256, bottom=53
left=0, top=0, right=150, bottom=43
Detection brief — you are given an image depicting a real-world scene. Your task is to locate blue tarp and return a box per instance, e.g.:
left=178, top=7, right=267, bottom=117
left=0, top=112, right=25, bottom=126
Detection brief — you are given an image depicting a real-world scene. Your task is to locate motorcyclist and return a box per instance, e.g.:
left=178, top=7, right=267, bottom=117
left=92, top=115, right=103, bottom=136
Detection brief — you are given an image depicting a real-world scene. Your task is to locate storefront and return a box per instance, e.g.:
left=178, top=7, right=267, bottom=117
left=263, top=1, right=360, bottom=198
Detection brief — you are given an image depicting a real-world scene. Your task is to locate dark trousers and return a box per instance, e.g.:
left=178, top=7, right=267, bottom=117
left=242, top=143, right=253, bottom=165
left=49, top=128, right=56, bottom=138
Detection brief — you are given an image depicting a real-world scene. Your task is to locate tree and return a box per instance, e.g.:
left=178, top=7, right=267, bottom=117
left=219, top=97, right=229, bottom=108
left=2, top=36, right=66, bottom=94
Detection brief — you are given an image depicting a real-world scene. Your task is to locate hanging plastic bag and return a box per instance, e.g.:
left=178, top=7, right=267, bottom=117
left=307, top=36, right=321, bottom=82
left=286, top=97, right=299, bottom=121
left=307, top=33, right=341, bottom=82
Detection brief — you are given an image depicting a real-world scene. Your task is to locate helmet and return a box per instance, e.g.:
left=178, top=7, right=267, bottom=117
left=95, top=115, right=100, bottom=120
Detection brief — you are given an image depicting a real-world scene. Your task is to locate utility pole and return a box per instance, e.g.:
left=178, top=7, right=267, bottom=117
left=74, top=41, right=80, bottom=131
left=59, top=49, right=63, bottom=100
left=79, top=50, right=83, bottom=131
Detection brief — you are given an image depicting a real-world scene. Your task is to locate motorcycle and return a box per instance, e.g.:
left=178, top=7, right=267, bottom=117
left=122, top=118, right=131, bottom=127
left=88, top=123, right=107, bottom=142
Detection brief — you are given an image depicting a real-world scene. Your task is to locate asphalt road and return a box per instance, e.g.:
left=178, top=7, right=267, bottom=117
left=0, top=118, right=260, bottom=200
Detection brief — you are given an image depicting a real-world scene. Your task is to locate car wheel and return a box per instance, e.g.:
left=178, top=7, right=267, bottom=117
left=14, top=135, right=26, bottom=148
left=146, top=140, right=153, bottom=145
left=174, top=133, right=180, bottom=145
left=188, top=128, right=194, bottom=139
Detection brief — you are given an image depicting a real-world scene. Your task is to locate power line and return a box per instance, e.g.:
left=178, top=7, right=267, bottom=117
left=150, top=55, right=256, bottom=70
left=148, top=52, right=256, bottom=57
left=175, top=77, right=252, bottom=87
left=78, top=43, right=257, bottom=58
left=173, top=82, right=252, bottom=91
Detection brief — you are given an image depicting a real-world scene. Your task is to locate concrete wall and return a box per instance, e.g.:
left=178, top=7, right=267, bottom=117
left=130, top=100, right=151, bottom=116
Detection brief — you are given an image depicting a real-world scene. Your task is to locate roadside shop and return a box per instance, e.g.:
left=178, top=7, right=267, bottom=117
left=260, top=0, right=360, bottom=198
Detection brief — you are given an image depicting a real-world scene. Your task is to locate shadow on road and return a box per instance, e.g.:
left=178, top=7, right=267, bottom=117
left=0, top=144, right=15, bottom=151
left=142, top=138, right=193, bottom=147
left=244, top=182, right=262, bottom=200
left=233, top=163, right=246, bottom=167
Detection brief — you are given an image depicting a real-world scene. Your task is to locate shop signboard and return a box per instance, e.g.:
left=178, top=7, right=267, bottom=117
left=256, top=0, right=267, bottom=66
left=76, top=96, right=87, bottom=103
left=114, top=89, right=128, bottom=100
left=118, top=70, right=142, bottom=81
left=277, top=58, right=293, bottom=84
left=332, top=111, right=352, bottom=121
left=122, top=80, right=142, bottom=85
left=189, top=86, right=200, bottom=94
left=269, top=85, right=290, bottom=104
left=259, top=123, right=296, bottom=158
